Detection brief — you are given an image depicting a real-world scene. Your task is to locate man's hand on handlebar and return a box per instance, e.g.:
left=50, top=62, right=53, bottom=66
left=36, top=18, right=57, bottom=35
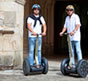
left=42, top=32, right=46, bottom=36
left=32, top=32, right=37, bottom=36
left=59, top=32, right=64, bottom=36
left=70, top=31, right=75, bottom=36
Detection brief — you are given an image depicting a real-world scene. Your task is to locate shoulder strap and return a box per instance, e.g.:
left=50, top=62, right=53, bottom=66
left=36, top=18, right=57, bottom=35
left=29, top=14, right=36, bottom=20
left=26, top=14, right=42, bottom=29
left=37, top=15, right=42, bottom=25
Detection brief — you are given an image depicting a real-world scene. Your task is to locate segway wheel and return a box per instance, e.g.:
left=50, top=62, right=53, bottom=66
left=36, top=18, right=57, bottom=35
left=60, top=58, right=69, bottom=75
left=42, top=57, right=48, bottom=74
left=77, top=59, right=88, bottom=78
left=23, top=58, right=30, bottom=76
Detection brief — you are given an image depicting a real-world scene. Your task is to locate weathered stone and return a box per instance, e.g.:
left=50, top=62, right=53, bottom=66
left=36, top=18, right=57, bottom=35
left=13, top=51, right=23, bottom=67
left=15, top=0, right=26, bottom=5
left=0, top=12, right=4, bottom=26
left=4, top=54, right=13, bottom=66
left=0, top=0, right=26, bottom=5
left=0, top=11, right=16, bottom=27
left=4, top=11, right=16, bottom=27
left=2, top=35, right=23, bottom=51
left=0, top=0, right=15, bottom=1
left=0, top=37, right=3, bottom=51
left=0, top=54, right=3, bottom=65
left=0, top=18, right=3, bottom=26
left=0, top=1, right=24, bottom=68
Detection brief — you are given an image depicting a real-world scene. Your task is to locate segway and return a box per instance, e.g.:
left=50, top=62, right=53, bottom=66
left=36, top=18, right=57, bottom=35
left=23, top=34, right=48, bottom=76
left=60, top=33, right=88, bottom=78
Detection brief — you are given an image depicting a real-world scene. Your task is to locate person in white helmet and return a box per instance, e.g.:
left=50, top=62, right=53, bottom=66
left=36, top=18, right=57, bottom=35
left=27, top=4, right=47, bottom=68
left=60, top=5, right=82, bottom=69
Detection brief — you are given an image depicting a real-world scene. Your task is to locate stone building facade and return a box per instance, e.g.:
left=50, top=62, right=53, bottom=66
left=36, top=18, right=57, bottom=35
left=0, top=0, right=25, bottom=67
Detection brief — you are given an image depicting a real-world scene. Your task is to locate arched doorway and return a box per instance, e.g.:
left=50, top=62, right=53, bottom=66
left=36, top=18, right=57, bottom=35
left=54, top=0, right=88, bottom=59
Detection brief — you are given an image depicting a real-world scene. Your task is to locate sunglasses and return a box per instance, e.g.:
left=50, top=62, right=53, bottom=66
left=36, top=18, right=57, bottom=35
left=34, top=8, right=40, bottom=10
left=66, top=9, right=73, bottom=11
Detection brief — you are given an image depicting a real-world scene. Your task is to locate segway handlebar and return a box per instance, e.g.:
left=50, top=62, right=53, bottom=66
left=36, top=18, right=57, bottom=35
left=31, top=33, right=42, bottom=36
left=63, top=33, right=70, bottom=35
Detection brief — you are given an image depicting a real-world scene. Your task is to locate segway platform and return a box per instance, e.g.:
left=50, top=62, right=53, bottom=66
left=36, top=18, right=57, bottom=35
left=30, top=65, right=44, bottom=72
left=23, top=57, right=48, bottom=76
left=60, top=33, right=88, bottom=78
left=61, top=58, right=88, bottom=78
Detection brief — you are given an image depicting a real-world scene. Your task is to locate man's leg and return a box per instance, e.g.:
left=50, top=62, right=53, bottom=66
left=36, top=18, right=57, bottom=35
left=28, top=37, right=35, bottom=65
left=38, top=37, right=42, bottom=65
left=70, top=41, right=75, bottom=65
left=75, top=41, right=82, bottom=62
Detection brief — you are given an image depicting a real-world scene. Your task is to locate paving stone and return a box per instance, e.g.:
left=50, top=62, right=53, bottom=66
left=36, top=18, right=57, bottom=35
left=0, top=61, right=88, bottom=81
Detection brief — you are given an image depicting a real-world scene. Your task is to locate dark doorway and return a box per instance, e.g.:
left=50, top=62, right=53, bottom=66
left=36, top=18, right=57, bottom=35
left=54, top=1, right=68, bottom=55
left=54, top=1, right=79, bottom=55
left=54, top=0, right=88, bottom=57
left=79, top=1, right=88, bottom=58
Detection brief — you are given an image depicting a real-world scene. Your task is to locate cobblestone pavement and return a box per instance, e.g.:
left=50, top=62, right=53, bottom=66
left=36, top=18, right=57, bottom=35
left=0, top=61, right=88, bottom=81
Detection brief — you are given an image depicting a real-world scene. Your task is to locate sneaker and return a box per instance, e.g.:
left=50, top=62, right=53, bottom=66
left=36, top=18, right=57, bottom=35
left=67, top=66, right=72, bottom=69
left=36, top=65, right=39, bottom=68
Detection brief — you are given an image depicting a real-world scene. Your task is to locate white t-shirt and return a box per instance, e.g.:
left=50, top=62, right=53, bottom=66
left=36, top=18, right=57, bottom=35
left=64, top=13, right=81, bottom=41
left=27, top=15, right=46, bottom=37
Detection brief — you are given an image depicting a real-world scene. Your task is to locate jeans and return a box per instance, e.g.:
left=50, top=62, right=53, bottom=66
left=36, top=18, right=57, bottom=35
left=69, top=41, right=82, bottom=65
left=28, top=37, right=42, bottom=65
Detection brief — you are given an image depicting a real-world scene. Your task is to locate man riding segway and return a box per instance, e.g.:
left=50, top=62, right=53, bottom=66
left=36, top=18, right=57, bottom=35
left=23, top=4, right=48, bottom=75
left=60, top=5, right=88, bottom=77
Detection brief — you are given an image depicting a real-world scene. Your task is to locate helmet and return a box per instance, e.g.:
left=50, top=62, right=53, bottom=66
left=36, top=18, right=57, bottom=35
left=66, top=5, right=74, bottom=10
left=32, top=4, right=40, bottom=10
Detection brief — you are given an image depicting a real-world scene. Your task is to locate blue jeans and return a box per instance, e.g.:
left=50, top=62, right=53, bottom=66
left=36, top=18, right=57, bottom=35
left=69, top=41, right=82, bottom=65
left=28, top=37, right=42, bottom=65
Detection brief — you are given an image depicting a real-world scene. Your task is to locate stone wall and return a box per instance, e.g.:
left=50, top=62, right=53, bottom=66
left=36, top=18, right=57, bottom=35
left=0, top=0, right=25, bottom=68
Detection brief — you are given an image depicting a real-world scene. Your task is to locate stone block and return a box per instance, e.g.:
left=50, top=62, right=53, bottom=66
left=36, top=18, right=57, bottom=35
left=2, top=35, right=23, bottom=51
left=15, top=0, right=26, bottom=5
left=0, top=12, right=4, bottom=26
left=0, top=53, right=4, bottom=65
left=13, top=51, right=23, bottom=66
left=4, top=54, right=13, bottom=66
left=0, top=36, right=3, bottom=51
left=4, top=11, right=16, bottom=28
left=2, top=36, right=14, bottom=51
left=0, top=0, right=14, bottom=2
left=0, top=0, right=26, bottom=6
left=0, top=19, right=3, bottom=26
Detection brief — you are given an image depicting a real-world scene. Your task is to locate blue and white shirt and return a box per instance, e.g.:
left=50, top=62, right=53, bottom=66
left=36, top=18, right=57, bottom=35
left=64, top=13, right=81, bottom=41
left=27, top=15, right=45, bottom=37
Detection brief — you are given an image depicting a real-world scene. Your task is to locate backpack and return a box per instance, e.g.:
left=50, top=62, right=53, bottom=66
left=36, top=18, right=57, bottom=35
left=26, top=14, right=42, bottom=29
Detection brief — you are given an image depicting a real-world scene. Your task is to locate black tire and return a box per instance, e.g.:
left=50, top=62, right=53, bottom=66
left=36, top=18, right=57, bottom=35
left=60, top=58, right=69, bottom=75
left=77, top=59, right=88, bottom=78
left=42, top=57, right=48, bottom=74
left=23, top=58, right=30, bottom=76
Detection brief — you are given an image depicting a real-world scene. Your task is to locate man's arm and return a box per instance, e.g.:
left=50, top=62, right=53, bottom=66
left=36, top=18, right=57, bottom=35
left=27, top=23, right=36, bottom=35
left=60, top=27, right=67, bottom=36
left=70, top=24, right=80, bottom=36
left=42, top=24, right=47, bottom=36
left=73, top=24, right=80, bottom=32
left=70, top=15, right=81, bottom=36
